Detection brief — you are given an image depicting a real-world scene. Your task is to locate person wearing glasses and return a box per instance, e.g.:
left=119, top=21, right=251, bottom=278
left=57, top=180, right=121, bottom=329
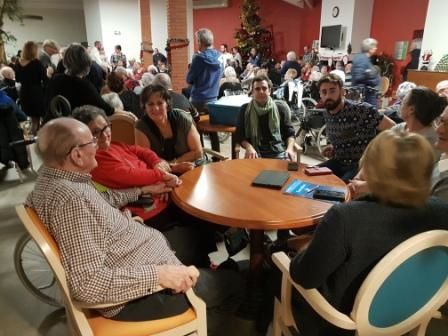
left=72, top=105, right=215, bottom=267
left=433, top=107, right=448, bottom=201
left=235, top=74, right=296, bottom=160
left=27, top=117, right=243, bottom=334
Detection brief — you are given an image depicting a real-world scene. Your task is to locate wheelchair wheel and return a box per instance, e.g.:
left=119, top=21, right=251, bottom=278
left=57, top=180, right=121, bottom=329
left=316, top=125, right=329, bottom=157
left=14, top=233, right=63, bottom=307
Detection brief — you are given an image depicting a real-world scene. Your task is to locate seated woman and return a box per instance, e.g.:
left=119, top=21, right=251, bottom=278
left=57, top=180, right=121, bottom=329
left=218, top=66, right=242, bottom=99
left=379, top=81, right=416, bottom=123
left=72, top=105, right=214, bottom=266
left=235, top=74, right=296, bottom=160
left=135, top=84, right=203, bottom=174
left=290, top=130, right=448, bottom=336
left=45, top=43, right=115, bottom=120
left=107, top=71, right=143, bottom=118
left=349, top=86, right=447, bottom=198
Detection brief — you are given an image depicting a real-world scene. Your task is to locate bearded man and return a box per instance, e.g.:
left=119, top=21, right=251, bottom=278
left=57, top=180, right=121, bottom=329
left=317, top=74, right=395, bottom=181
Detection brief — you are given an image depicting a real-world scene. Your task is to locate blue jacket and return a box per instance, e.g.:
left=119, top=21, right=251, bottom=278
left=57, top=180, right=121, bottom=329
left=0, top=89, right=27, bottom=121
left=186, top=48, right=223, bottom=103
left=351, top=53, right=380, bottom=88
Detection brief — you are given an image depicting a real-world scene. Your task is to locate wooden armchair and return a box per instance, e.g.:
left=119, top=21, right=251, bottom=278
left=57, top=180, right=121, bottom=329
left=272, top=230, right=448, bottom=336
left=109, top=112, right=138, bottom=145
left=16, top=205, right=207, bottom=336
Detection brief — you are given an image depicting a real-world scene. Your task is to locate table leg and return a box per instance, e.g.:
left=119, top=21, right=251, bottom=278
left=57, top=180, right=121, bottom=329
left=210, top=132, right=220, bottom=152
left=231, top=133, right=237, bottom=160
left=249, top=229, right=265, bottom=274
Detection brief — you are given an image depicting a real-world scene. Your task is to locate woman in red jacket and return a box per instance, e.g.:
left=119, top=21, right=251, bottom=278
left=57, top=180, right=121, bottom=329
left=72, top=105, right=215, bottom=266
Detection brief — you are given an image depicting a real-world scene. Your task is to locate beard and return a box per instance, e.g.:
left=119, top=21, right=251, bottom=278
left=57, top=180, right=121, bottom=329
left=324, top=96, right=342, bottom=110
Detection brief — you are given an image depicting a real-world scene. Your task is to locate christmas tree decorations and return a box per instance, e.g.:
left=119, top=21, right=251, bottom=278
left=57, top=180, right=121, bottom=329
left=235, top=0, right=273, bottom=64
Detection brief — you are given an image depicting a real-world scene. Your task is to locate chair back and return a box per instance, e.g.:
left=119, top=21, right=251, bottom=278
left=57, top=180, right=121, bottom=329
left=109, top=112, right=138, bottom=145
left=378, top=76, right=390, bottom=96
left=352, top=230, right=448, bottom=336
left=16, top=205, right=94, bottom=336
left=49, top=95, right=72, bottom=119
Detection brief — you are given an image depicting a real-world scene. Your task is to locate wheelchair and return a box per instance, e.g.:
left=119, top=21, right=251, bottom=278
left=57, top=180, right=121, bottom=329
left=14, top=233, right=62, bottom=307
left=295, top=108, right=328, bottom=157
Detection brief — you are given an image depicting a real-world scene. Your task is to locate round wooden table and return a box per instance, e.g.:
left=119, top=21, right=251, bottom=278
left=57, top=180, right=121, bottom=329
left=172, top=158, right=349, bottom=271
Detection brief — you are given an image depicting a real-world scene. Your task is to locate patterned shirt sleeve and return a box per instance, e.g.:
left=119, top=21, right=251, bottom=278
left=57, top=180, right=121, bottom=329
left=52, top=197, right=160, bottom=304
left=98, top=186, right=140, bottom=208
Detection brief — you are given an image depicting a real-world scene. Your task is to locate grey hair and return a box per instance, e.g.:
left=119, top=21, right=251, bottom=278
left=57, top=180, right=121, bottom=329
left=152, top=73, right=172, bottom=89
left=141, top=72, right=155, bottom=87
left=102, top=92, right=124, bottom=110
left=361, top=38, right=378, bottom=53
left=286, top=51, right=297, bottom=61
left=42, top=39, right=59, bottom=51
left=196, top=28, right=214, bottom=48
left=72, top=105, right=108, bottom=126
left=63, top=43, right=91, bottom=77
left=224, top=66, right=237, bottom=79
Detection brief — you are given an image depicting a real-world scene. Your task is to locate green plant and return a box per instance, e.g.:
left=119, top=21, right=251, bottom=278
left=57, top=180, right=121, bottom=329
left=0, top=0, right=23, bottom=63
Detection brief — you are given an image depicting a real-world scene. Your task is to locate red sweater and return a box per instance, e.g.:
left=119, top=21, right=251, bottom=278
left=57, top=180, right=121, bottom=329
left=91, top=142, right=167, bottom=219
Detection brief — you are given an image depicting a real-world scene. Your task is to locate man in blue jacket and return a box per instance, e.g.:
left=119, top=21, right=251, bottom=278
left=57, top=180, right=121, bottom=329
left=351, top=38, right=380, bottom=107
left=186, top=28, right=223, bottom=150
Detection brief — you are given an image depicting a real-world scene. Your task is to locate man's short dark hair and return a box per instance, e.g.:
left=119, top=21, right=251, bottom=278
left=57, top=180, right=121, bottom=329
left=317, top=74, right=344, bottom=90
left=115, top=45, right=122, bottom=51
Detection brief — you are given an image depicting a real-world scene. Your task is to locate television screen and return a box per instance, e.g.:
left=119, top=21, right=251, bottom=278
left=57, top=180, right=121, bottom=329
left=321, top=25, right=342, bottom=49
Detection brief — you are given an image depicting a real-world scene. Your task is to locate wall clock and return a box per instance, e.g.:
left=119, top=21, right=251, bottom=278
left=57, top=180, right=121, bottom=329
left=332, top=6, right=340, bottom=18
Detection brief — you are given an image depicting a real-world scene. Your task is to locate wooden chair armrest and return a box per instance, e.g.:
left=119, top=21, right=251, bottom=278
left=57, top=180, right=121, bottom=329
left=74, top=286, right=165, bottom=309
left=203, top=148, right=228, bottom=161
left=272, top=252, right=356, bottom=331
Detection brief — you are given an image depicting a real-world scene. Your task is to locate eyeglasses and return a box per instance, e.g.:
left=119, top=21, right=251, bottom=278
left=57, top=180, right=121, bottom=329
left=434, top=117, right=448, bottom=128
left=66, top=137, right=98, bottom=156
left=91, top=123, right=111, bottom=138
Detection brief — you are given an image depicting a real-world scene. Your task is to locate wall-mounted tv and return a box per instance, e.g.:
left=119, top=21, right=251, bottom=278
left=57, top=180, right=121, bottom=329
left=321, top=25, right=342, bottom=49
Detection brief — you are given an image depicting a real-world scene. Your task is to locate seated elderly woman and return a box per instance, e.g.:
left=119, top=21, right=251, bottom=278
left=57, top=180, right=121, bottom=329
left=107, top=71, right=142, bottom=118
left=135, top=84, right=203, bottom=174
left=290, top=130, right=448, bottom=336
left=349, top=86, right=447, bottom=198
left=45, top=43, right=115, bottom=119
left=235, top=74, right=296, bottom=160
left=379, top=81, right=416, bottom=123
left=72, top=105, right=214, bottom=266
left=218, top=66, right=242, bottom=98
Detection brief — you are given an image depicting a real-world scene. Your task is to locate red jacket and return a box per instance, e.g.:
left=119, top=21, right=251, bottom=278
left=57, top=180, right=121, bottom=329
left=91, top=141, right=167, bottom=220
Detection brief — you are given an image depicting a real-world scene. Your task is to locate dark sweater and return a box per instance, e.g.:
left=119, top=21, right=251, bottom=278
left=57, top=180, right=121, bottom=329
left=235, top=100, right=295, bottom=157
left=45, top=73, right=114, bottom=116
left=290, top=196, right=448, bottom=336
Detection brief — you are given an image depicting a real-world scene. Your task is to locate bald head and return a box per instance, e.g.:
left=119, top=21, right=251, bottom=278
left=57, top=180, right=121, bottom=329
left=37, top=118, right=90, bottom=166
left=152, top=73, right=172, bottom=90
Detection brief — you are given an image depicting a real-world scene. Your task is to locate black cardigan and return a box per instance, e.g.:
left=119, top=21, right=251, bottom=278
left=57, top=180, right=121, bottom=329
left=290, top=196, right=448, bottom=336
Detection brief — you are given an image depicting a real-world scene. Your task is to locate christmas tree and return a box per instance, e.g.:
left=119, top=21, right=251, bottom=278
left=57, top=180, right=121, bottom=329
left=235, top=0, right=273, bottom=64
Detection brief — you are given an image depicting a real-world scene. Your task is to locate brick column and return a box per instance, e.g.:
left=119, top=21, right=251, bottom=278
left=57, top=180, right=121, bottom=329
left=140, top=0, right=152, bottom=66
left=167, top=0, right=189, bottom=92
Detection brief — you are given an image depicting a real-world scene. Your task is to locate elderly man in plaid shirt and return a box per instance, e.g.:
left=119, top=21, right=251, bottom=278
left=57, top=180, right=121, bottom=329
left=27, top=117, right=242, bottom=335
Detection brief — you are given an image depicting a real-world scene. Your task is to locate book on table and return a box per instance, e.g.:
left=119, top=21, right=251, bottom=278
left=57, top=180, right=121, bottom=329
left=284, top=179, right=346, bottom=202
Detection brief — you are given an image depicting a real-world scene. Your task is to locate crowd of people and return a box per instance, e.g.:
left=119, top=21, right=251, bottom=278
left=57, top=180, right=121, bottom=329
left=2, top=28, right=448, bottom=336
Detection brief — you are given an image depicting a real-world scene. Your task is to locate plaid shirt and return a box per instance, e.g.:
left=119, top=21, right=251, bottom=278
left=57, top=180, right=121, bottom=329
left=110, top=52, right=127, bottom=68
left=26, top=166, right=181, bottom=317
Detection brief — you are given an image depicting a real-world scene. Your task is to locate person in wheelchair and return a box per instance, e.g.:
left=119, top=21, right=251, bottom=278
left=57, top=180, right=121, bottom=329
left=27, top=118, right=243, bottom=334
left=235, top=74, right=296, bottom=160
left=317, top=74, right=395, bottom=181
left=290, top=130, right=448, bottom=336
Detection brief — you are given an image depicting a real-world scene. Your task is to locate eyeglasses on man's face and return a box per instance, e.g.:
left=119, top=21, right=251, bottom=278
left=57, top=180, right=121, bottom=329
left=66, top=137, right=98, bottom=156
left=434, top=116, right=448, bottom=129
left=91, top=123, right=111, bottom=138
